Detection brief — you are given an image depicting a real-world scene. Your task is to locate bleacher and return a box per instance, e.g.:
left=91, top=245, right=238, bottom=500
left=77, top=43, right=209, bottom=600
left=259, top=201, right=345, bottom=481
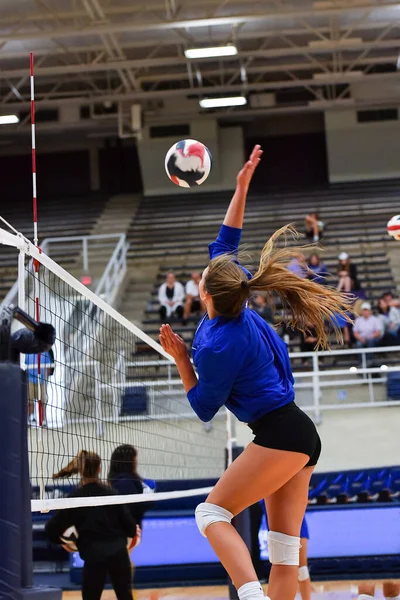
left=125, top=182, right=400, bottom=364
left=0, top=194, right=108, bottom=302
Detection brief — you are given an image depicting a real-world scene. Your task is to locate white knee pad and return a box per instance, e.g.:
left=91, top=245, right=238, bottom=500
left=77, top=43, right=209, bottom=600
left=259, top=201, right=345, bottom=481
left=298, top=566, right=310, bottom=581
left=358, top=595, right=375, bottom=600
left=267, top=531, right=301, bottom=566
left=195, top=502, right=233, bottom=537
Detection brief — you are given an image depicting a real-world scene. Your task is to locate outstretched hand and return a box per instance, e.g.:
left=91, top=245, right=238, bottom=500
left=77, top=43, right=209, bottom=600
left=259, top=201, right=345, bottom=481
left=236, top=144, right=263, bottom=188
left=159, top=324, right=188, bottom=362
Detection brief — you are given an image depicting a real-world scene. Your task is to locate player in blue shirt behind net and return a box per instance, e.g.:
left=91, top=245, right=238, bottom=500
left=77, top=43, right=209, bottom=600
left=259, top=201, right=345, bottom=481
left=159, top=145, right=351, bottom=600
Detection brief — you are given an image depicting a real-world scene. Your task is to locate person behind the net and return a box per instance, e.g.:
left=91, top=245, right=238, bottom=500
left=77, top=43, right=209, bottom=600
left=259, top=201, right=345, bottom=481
left=46, top=450, right=138, bottom=600
left=108, top=444, right=151, bottom=530
left=183, top=271, right=204, bottom=325
left=159, top=145, right=351, bottom=600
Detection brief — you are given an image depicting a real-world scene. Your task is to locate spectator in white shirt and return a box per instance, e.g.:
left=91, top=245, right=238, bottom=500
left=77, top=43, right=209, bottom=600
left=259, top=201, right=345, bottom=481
left=353, top=301, right=383, bottom=365
left=183, top=272, right=204, bottom=325
left=158, top=272, right=185, bottom=322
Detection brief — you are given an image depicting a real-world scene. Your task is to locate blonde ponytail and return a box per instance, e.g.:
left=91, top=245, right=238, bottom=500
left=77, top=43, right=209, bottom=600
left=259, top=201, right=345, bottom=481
left=205, top=225, right=352, bottom=349
left=248, top=225, right=353, bottom=348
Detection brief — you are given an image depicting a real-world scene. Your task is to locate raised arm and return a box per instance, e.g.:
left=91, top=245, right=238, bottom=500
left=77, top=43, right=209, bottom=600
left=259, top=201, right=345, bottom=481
left=223, top=144, right=262, bottom=229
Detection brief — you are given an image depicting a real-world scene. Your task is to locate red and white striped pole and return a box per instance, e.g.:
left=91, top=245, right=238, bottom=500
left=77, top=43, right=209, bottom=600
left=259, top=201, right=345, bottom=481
left=30, top=52, right=43, bottom=429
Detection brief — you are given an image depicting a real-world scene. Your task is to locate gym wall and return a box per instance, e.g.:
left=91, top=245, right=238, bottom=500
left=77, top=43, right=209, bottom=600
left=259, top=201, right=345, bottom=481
left=325, top=108, right=400, bottom=183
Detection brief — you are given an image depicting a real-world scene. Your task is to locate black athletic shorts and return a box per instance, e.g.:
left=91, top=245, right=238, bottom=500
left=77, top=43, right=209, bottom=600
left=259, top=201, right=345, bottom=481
left=248, top=402, right=321, bottom=467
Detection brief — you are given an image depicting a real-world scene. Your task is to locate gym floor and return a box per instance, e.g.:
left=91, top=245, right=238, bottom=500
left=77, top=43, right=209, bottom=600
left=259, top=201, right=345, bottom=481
left=63, top=580, right=400, bottom=600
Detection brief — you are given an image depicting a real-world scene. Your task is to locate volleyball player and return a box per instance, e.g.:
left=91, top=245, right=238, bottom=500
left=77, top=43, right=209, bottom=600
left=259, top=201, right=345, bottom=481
left=46, top=450, right=137, bottom=600
left=159, top=145, right=350, bottom=600
left=108, top=444, right=150, bottom=528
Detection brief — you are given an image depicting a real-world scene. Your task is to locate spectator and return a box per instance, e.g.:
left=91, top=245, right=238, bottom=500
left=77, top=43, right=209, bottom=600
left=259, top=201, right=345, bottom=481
left=353, top=302, right=383, bottom=365
left=249, top=295, right=274, bottom=324
left=304, top=211, right=324, bottom=242
left=158, top=272, right=185, bottom=322
left=382, top=290, right=400, bottom=309
left=337, top=252, right=361, bottom=293
left=377, top=297, right=400, bottom=341
left=287, top=253, right=307, bottom=278
left=306, top=253, right=328, bottom=285
left=183, top=272, right=203, bottom=325
left=25, top=350, right=53, bottom=427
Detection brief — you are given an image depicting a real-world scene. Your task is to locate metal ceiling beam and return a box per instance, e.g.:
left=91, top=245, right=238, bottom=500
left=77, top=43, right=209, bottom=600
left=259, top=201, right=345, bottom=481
left=0, top=3, right=400, bottom=43
left=2, top=70, right=400, bottom=110
left=1, top=39, right=398, bottom=79
left=0, top=21, right=398, bottom=61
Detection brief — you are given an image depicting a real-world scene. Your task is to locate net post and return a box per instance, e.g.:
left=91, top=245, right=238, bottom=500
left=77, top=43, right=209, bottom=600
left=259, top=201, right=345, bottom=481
left=0, top=362, right=61, bottom=600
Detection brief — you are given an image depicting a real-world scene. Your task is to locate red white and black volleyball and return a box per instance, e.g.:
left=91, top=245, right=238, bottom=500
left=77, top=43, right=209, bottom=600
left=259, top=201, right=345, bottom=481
left=387, top=215, right=400, bottom=241
left=165, top=139, right=212, bottom=188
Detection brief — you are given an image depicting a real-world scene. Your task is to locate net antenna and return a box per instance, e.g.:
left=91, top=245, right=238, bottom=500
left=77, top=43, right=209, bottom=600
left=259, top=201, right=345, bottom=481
left=29, top=52, right=47, bottom=501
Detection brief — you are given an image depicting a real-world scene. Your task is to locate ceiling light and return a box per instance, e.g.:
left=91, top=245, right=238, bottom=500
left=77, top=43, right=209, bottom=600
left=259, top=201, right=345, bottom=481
left=185, top=45, right=238, bottom=59
left=0, top=114, right=19, bottom=125
left=199, top=96, right=247, bottom=109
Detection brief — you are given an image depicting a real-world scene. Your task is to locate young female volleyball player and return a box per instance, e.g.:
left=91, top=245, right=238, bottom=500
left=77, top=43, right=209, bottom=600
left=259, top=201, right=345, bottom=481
left=46, top=450, right=137, bottom=600
left=108, top=444, right=150, bottom=528
left=159, top=145, right=351, bottom=600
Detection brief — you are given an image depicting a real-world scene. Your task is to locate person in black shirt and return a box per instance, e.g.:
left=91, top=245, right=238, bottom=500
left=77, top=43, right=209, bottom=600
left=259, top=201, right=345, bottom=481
left=45, top=451, right=137, bottom=600
left=108, top=444, right=150, bottom=528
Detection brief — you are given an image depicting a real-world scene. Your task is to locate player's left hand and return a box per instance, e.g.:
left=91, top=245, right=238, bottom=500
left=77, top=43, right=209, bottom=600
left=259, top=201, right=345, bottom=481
left=236, top=144, right=263, bottom=188
left=159, top=324, right=188, bottom=361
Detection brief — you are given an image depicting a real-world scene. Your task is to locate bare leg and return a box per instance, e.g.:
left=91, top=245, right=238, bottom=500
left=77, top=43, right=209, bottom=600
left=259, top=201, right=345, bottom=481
left=204, top=444, right=309, bottom=590
left=358, top=582, right=375, bottom=598
left=383, top=581, right=400, bottom=598
left=266, top=467, right=314, bottom=600
left=298, top=538, right=312, bottom=600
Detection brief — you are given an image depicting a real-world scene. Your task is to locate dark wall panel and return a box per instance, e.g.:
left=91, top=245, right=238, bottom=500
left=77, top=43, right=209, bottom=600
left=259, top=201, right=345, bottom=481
left=245, top=133, right=328, bottom=190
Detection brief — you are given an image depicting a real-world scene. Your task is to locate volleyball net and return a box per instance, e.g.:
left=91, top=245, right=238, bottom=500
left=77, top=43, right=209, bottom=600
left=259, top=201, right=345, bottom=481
left=0, top=225, right=228, bottom=513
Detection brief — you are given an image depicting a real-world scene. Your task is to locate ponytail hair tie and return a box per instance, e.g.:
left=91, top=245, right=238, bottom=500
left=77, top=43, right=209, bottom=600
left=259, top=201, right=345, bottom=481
left=241, top=280, right=248, bottom=289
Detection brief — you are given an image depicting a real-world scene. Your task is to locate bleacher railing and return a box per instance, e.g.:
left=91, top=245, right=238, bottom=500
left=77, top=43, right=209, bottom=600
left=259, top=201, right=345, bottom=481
left=125, top=345, right=400, bottom=423
left=1, top=233, right=128, bottom=311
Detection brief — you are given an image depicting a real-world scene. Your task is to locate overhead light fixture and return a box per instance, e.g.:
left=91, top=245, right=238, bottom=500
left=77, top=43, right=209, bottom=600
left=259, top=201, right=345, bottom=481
left=0, top=114, right=19, bottom=125
left=199, top=96, right=247, bottom=109
left=185, top=45, right=238, bottom=59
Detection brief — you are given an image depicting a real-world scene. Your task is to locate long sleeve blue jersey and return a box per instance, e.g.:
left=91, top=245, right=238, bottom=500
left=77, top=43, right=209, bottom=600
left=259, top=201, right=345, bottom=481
left=187, top=224, right=295, bottom=423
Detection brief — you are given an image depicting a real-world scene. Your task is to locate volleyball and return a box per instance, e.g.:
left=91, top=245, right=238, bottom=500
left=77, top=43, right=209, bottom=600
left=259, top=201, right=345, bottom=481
left=387, top=215, right=400, bottom=241
left=165, top=139, right=212, bottom=188
left=60, top=525, right=79, bottom=551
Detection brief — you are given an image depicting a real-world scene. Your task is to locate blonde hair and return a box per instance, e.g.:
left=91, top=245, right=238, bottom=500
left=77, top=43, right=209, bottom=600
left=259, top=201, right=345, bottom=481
left=204, top=225, right=352, bottom=349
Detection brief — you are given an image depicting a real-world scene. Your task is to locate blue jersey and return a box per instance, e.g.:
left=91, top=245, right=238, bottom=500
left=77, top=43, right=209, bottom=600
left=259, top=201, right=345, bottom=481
left=187, top=224, right=295, bottom=423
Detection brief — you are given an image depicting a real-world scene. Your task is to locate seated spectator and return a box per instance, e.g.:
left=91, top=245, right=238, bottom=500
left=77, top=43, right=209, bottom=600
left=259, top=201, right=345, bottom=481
left=382, top=290, right=400, bottom=309
left=337, top=252, right=361, bottom=293
left=306, top=253, right=328, bottom=285
left=377, top=296, right=400, bottom=341
left=249, top=294, right=274, bottom=324
left=353, top=302, right=383, bottom=365
left=183, top=272, right=203, bottom=325
left=305, top=211, right=324, bottom=242
left=287, top=253, right=307, bottom=278
left=158, top=272, right=185, bottom=322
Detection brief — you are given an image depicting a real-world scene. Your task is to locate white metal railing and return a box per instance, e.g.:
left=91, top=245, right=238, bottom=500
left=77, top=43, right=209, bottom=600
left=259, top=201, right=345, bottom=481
left=125, top=345, right=400, bottom=422
left=1, top=233, right=128, bottom=311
